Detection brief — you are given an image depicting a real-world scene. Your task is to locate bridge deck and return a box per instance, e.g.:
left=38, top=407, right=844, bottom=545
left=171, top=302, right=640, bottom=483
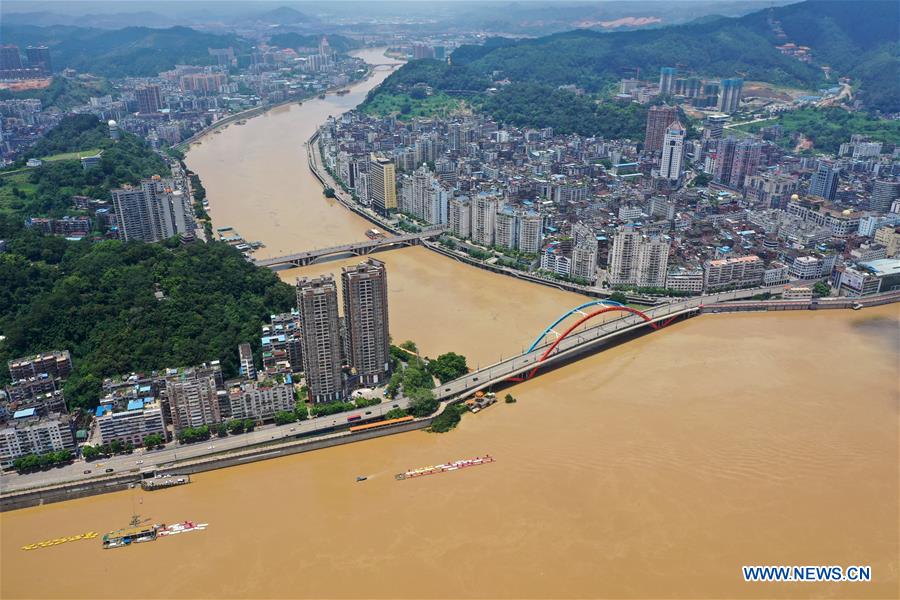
left=254, top=228, right=446, bottom=267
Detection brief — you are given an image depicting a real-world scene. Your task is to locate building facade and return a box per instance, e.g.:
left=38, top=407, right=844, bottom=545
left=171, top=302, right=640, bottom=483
left=341, top=259, right=391, bottom=386
left=297, top=274, right=345, bottom=403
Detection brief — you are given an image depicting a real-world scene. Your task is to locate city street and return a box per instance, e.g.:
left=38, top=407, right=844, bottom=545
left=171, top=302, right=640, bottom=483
left=0, top=398, right=410, bottom=493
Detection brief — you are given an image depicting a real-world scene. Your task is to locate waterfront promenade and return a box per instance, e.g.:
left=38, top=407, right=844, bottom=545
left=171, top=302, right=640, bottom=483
left=3, top=288, right=896, bottom=507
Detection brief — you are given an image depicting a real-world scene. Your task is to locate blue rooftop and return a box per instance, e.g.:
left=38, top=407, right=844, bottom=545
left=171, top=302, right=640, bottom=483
left=13, top=408, right=36, bottom=419
left=127, top=399, right=145, bottom=411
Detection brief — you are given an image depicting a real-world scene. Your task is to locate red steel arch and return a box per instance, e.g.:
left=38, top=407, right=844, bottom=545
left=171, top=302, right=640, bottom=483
left=518, top=305, right=679, bottom=380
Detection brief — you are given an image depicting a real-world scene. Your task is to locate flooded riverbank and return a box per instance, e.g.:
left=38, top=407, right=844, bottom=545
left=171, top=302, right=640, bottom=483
left=2, top=307, right=897, bottom=599
left=2, top=49, right=896, bottom=600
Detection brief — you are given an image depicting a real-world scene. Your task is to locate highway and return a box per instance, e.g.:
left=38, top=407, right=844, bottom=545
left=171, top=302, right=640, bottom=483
left=0, top=397, right=411, bottom=494
left=9, top=285, right=892, bottom=497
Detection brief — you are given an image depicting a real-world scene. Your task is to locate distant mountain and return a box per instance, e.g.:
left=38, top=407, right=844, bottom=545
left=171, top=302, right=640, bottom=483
left=737, top=0, right=899, bottom=112
left=1, top=10, right=180, bottom=29
left=252, top=6, right=316, bottom=26
left=0, top=24, right=249, bottom=78
left=447, top=0, right=898, bottom=112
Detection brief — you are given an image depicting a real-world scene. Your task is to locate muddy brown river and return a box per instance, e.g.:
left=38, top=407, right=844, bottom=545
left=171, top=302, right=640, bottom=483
left=1, top=49, right=897, bottom=599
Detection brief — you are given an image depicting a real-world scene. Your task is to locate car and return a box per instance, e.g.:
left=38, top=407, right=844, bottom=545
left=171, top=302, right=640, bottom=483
left=104, top=468, right=114, bottom=473
left=206, top=445, right=215, bottom=450
left=364, top=411, right=372, bottom=415
left=83, top=470, right=92, bottom=474
left=289, top=427, right=295, bottom=432
left=135, top=460, right=144, bottom=465
left=392, top=404, right=399, bottom=409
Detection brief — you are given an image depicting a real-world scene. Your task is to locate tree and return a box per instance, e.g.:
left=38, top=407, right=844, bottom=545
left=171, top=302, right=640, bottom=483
left=505, top=393, right=517, bottom=404
left=429, top=404, right=465, bottom=433
left=386, top=371, right=402, bottom=398
left=243, top=418, right=256, bottom=432
left=400, top=340, right=418, bottom=352
left=274, top=411, right=297, bottom=425
left=354, top=396, right=380, bottom=408
left=142, top=433, right=165, bottom=449
left=408, top=388, right=438, bottom=417
left=82, top=445, right=99, bottom=460
left=426, top=352, right=468, bottom=383
left=402, top=362, right=434, bottom=391
left=384, top=408, right=407, bottom=420
left=609, top=292, right=628, bottom=304
left=812, top=281, right=831, bottom=297
left=110, top=439, right=124, bottom=454
left=294, top=401, right=309, bottom=421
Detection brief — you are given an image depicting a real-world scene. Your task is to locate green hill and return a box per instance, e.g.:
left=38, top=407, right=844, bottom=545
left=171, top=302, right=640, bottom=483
left=0, top=115, right=295, bottom=409
left=365, top=0, right=898, bottom=127
left=0, top=24, right=249, bottom=77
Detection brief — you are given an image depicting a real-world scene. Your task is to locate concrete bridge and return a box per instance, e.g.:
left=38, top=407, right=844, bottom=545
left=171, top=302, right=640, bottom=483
left=432, top=288, right=787, bottom=401
left=254, top=227, right=447, bottom=268
left=433, top=288, right=899, bottom=401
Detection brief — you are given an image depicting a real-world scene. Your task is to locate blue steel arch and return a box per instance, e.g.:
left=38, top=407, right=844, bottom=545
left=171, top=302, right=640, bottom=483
left=527, top=299, right=623, bottom=352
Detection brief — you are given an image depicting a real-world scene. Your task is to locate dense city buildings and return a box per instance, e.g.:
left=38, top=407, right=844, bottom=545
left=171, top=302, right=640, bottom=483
left=703, top=255, right=765, bottom=291
left=644, top=105, right=678, bottom=154
left=111, top=176, right=194, bottom=242
left=296, top=274, right=345, bottom=403
left=261, top=311, right=304, bottom=372
left=809, top=163, right=840, bottom=201
left=318, top=98, right=899, bottom=301
left=227, top=375, right=294, bottom=421
left=8, top=351, right=72, bottom=382
left=717, top=78, right=744, bottom=114
left=342, top=259, right=391, bottom=387
left=369, top=154, right=398, bottom=216
left=135, top=85, right=163, bottom=115
left=0, top=412, right=74, bottom=468
left=164, top=363, right=224, bottom=430
left=95, top=400, right=166, bottom=446
left=658, top=120, right=686, bottom=182
left=608, top=226, right=670, bottom=288
left=238, top=343, right=256, bottom=380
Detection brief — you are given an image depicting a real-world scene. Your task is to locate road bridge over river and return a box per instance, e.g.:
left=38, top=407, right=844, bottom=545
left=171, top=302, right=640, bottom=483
left=254, top=227, right=447, bottom=267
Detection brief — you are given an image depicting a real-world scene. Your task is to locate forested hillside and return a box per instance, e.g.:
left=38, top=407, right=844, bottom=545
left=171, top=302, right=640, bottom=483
left=362, top=0, right=899, bottom=132
left=0, top=116, right=295, bottom=409
left=0, top=77, right=113, bottom=111
left=0, top=24, right=249, bottom=77
left=1, top=115, right=167, bottom=217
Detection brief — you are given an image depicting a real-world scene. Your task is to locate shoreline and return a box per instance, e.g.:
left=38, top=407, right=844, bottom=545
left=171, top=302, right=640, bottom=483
left=2, top=292, right=897, bottom=511
left=176, top=47, right=396, bottom=152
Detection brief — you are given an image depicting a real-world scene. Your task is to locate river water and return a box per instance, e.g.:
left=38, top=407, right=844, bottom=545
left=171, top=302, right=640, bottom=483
left=1, top=49, right=897, bottom=599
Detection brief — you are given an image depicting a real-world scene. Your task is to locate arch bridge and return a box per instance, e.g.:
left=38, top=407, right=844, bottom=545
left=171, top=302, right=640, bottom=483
left=255, top=227, right=446, bottom=268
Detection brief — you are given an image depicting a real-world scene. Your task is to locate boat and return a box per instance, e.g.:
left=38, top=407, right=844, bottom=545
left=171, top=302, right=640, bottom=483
left=851, top=302, right=863, bottom=310
left=336, top=89, right=350, bottom=96
left=158, top=521, right=209, bottom=536
left=395, top=455, right=494, bottom=481
left=141, top=473, right=191, bottom=491
left=356, top=476, right=368, bottom=482
left=318, top=93, right=326, bottom=99
left=365, top=228, right=384, bottom=240
left=102, top=523, right=162, bottom=549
